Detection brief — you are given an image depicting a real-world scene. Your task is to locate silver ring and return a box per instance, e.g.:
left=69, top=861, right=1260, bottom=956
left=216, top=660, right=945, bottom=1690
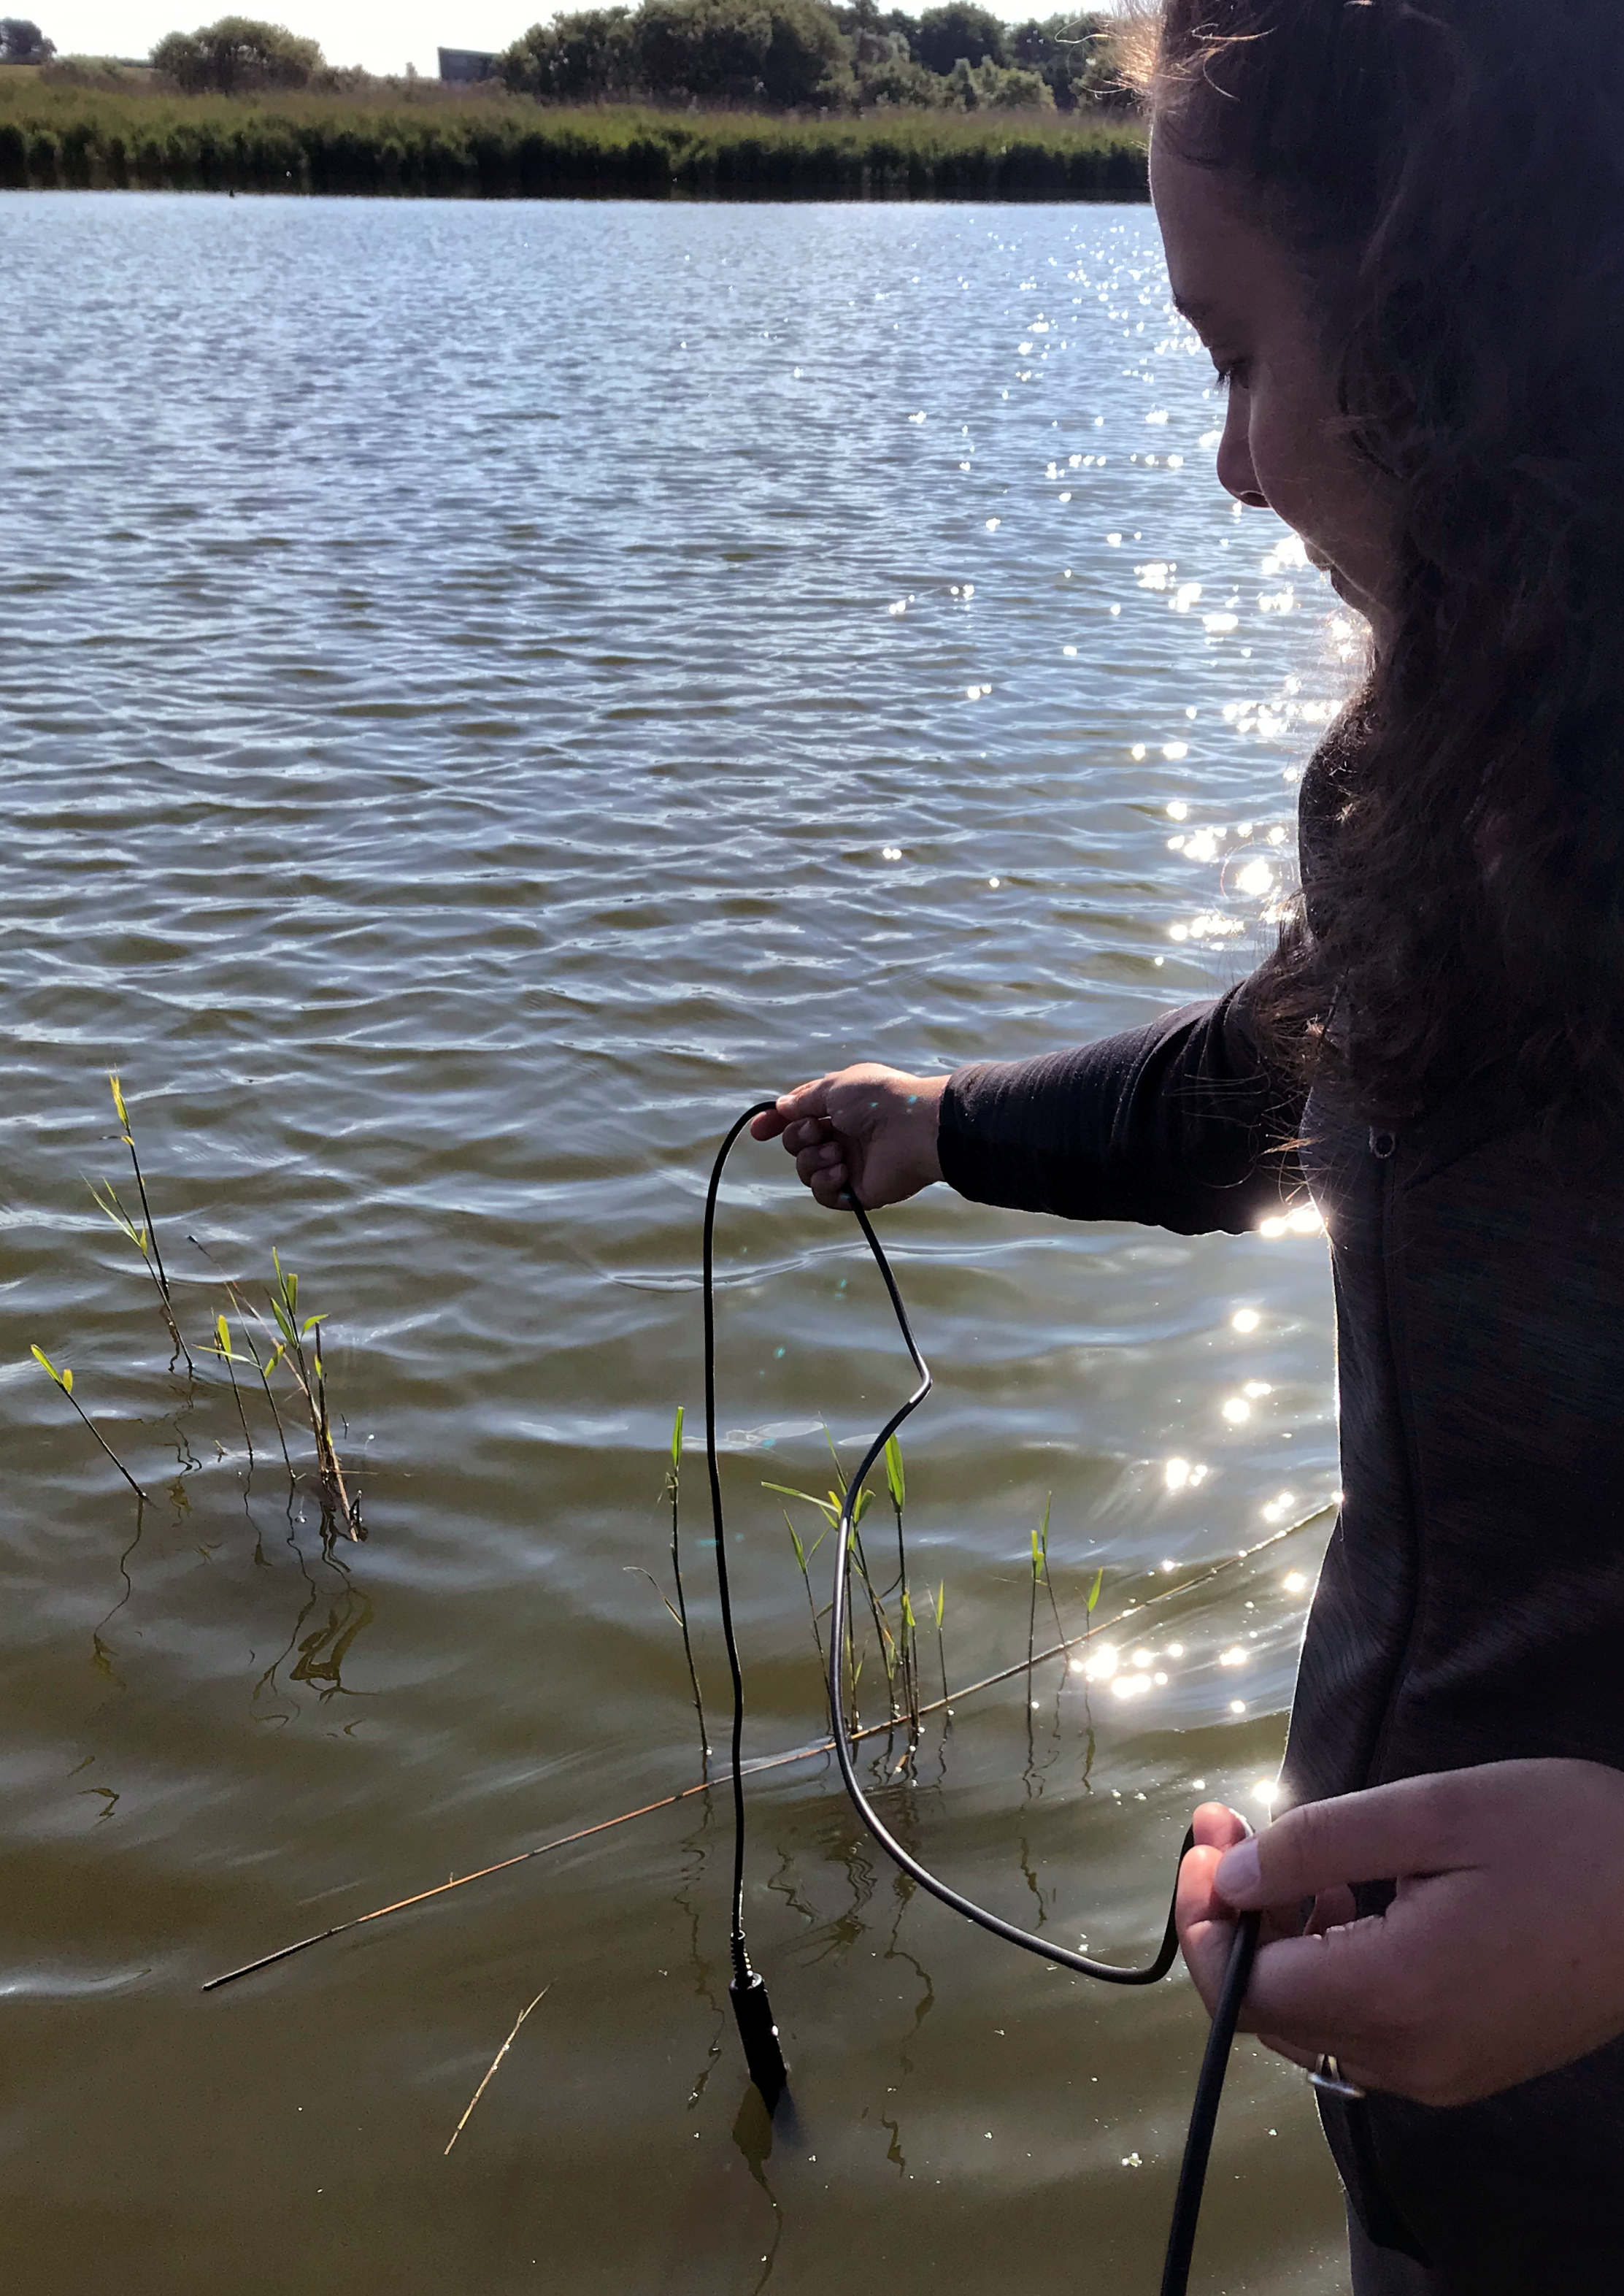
left=1308, top=2052, right=1368, bottom=2102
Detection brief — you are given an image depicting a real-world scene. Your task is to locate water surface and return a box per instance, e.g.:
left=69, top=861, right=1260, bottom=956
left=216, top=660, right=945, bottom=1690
left=2, top=192, right=1357, bottom=2295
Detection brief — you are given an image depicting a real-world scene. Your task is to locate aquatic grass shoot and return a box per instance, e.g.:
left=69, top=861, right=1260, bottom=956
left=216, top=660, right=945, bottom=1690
left=37, top=1080, right=371, bottom=1552
left=766, top=1428, right=925, bottom=1754
left=782, top=1506, right=829, bottom=1701
left=1028, top=1491, right=1068, bottom=1683
left=765, top=1466, right=894, bottom=1732
left=90, top=1072, right=192, bottom=1372
left=627, top=1408, right=710, bottom=1768
left=665, top=1405, right=709, bottom=1770
left=207, top=1284, right=295, bottom=1475
left=823, top=1424, right=903, bottom=1724
left=30, top=1345, right=151, bottom=1502
left=207, top=1248, right=361, bottom=1529
left=268, top=1250, right=358, bottom=1535
left=212, top=1313, right=255, bottom=1461
left=883, top=1432, right=921, bottom=1756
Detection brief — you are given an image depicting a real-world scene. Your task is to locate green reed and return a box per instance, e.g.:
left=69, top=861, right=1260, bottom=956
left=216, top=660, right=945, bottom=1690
left=0, top=80, right=1148, bottom=202
left=1028, top=1491, right=1069, bottom=1685
left=766, top=1451, right=898, bottom=1735
left=883, top=1432, right=920, bottom=1754
left=210, top=1312, right=255, bottom=1460
left=91, top=1079, right=361, bottom=1524
left=89, top=1072, right=192, bottom=1372
left=39, top=1078, right=366, bottom=1535
left=206, top=1251, right=358, bottom=1527
left=207, top=1291, right=294, bottom=1476
left=766, top=1425, right=931, bottom=1750
left=30, top=1345, right=151, bottom=1502
left=266, top=1251, right=358, bottom=1535
left=665, top=1407, right=709, bottom=1770
left=782, top=1507, right=829, bottom=1686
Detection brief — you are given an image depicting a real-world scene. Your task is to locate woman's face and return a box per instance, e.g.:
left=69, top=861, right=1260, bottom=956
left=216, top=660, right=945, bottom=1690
left=1150, top=139, right=1395, bottom=645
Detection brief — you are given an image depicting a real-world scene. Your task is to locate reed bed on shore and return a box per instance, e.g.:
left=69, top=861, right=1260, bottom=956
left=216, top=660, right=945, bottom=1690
left=0, top=82, right=1147, bottom=200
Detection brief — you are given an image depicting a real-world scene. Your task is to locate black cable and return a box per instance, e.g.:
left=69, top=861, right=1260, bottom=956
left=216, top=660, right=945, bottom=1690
left=1160, top=1905, right=1261, bottom=2296
left=703, top=1101, right=790, bottom=2105
left=828, top=1190, right=1188, bottom=1981
left=703, top=1107, right=1263, bottom=2286
left=701, top=1102, right=777, bottom=1988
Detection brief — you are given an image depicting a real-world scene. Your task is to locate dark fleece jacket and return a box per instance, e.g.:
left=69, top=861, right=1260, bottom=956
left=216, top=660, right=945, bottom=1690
left=940, top=986, right=1624, bottom=2289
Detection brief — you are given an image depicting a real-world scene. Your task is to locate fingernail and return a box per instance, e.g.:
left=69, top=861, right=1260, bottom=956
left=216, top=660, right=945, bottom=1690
left=1214, top=1837, right=1261, bottom=1903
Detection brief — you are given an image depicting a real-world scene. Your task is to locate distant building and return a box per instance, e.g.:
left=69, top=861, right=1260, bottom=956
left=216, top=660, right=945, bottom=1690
left=438, top=47, right=498, bottom=82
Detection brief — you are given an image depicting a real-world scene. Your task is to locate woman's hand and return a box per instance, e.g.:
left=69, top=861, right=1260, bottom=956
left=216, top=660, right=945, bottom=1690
left=750, top=1066, right=947, bottom=1210
left=1177, top=1761, right=1624, bottom=2107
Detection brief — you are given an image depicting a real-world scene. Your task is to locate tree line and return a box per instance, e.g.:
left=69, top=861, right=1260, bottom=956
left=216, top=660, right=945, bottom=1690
left=500, top=2, right=1120, bottom=114
left=0, top=17, right=54, bottom=60
left=6, top=9, right=1124, bottom=114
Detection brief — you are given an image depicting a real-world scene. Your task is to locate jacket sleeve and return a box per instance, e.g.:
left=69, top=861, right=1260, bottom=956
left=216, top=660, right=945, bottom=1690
left=937, top=983, right=1305, bottom=1237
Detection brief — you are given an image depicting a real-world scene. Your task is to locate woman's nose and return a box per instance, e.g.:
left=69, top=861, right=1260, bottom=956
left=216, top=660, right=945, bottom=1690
left=1216, top=400, right=1269, bottom=509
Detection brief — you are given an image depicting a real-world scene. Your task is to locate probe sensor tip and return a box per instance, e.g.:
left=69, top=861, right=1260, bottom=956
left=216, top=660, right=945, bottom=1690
left=729, top=1972, right=788, bottom=2111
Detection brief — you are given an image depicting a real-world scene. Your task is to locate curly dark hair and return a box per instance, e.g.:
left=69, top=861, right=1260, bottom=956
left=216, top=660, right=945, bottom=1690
left=1149, top=0, right=1624, bottom=1126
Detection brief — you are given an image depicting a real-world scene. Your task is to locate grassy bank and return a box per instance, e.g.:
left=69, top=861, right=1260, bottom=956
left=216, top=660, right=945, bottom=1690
left=0, top=80, right=1147, bottom=200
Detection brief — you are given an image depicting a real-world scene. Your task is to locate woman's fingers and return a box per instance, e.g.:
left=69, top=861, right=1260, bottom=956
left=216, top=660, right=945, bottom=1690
left=1182, top=1782, right=1428, bottom=2052
left=798, top=1155, right=848, bottom=1205
left=1182, top=1763, right=1624, bottom=2105
left=1178, top=1802, right=1330, bottom=2021
left=785, top=1121, right=838, bottom=1159
left=1177, top=1844, right=1236, bottom=2011
left=1179, top=1891, right=1309, bottom=2004
left=1211, top=1770, right=1510, bottom=1916
left=1177, top=1805, right=1255, bottom=2011
left=750, top=1065, right=945, bottom=1211
left=753, top=1089, right=857, bottom=1205
left=1192, top=1800, right=1250, bottom=1853
left=1240, top=1907, right=1408, bottom=2038
left=750, top=1076, right=836, bottom=1143
left=1307, top=1885, right=1358, bottom=1935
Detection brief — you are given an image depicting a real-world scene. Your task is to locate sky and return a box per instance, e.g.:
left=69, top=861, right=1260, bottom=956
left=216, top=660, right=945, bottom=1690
left=39, top=0, right=1048, bottom=80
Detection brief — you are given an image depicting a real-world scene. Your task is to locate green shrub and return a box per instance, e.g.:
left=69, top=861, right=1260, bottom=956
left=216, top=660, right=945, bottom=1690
left=915, top=1, right=1006, bottom=74
left=151, top=15, right=323, bottom=95
left=943, top=56, right=1054, bottom=108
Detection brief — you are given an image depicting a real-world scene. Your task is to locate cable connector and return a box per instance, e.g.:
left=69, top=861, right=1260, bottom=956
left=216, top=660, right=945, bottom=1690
left=728, top=1970, right=788, bottom=2110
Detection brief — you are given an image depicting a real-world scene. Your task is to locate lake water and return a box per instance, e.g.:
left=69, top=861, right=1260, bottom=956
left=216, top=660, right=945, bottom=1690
left=3, top=192, right=1357, bottom=2295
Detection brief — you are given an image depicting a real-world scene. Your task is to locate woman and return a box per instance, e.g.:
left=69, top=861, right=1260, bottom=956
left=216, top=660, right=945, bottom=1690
left=754, top=3, right=1624, bottom=2287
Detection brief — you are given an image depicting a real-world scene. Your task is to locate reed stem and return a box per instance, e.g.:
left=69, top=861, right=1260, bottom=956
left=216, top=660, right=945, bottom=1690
left=94, top=1074, right=193, bottom=1372
left=666, top=1406, right=709, bottom=1772
left=782, top=1510, right=829, bottom=1706
left=30, top=1346, right=151, bottom=1502
left=444, top=1986, right=550, bottom=2157
left=885, top=1434, right=919, bottom=1753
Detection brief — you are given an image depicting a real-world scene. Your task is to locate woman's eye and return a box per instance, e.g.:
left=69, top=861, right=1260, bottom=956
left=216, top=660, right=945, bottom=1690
left=1212, top=360, right=1250, bottom=392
